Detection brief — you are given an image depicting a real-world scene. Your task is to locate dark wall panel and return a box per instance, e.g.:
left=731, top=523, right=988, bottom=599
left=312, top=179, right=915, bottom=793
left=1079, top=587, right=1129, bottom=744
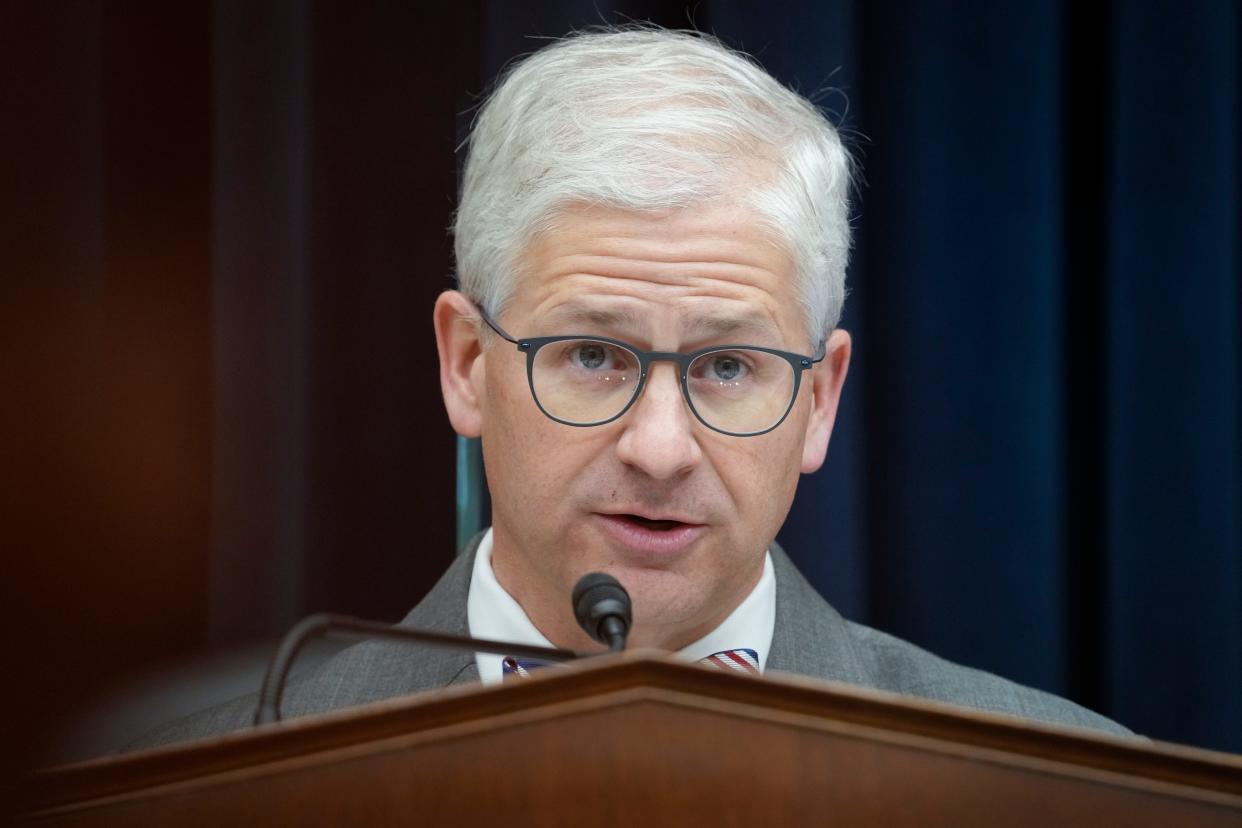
left=299, top=4, right=465, bottom=621
left=4, top=2, right=213, bottom=767
left=208, top=4, right=470, bottom=636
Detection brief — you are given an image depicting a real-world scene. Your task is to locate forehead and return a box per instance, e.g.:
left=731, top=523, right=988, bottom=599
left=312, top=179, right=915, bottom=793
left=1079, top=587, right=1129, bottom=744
left=511, top=204, right=804, bottom=345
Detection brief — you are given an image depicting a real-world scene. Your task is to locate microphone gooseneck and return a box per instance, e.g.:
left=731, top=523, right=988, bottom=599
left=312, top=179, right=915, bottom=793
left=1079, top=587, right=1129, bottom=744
left=255, top=573, right=632, bottom=727
left=253, top=614, right=584, bottom=726
left=572, top=572, right=632, bottom=651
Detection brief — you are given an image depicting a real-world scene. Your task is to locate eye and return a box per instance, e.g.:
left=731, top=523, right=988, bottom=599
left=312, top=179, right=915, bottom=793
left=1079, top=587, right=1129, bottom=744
left=694, top=352, right=752, bottom=384
left=708, top=354, right=745, bottom=381
left=559, top=340, right=634, bottom=372
left=572, top=342, right=620, bottom=370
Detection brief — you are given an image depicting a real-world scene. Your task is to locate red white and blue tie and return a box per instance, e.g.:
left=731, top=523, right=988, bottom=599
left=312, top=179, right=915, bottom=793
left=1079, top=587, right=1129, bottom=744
left=501, top=656, right=543, bottom=677
left=698, top=648, right=760, bottom=674
left=502, top=648, right=759, bottom=677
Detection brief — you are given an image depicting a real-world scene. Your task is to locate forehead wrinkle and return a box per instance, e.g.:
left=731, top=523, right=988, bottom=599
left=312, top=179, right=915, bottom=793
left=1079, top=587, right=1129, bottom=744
left=514, top=205, right=804, bottom=345
left=521, top=267, right=793, bottom=346
left=536, top=298, right=774, bottom=338
left=583, top=234, right=782, bottom=267
left=541, top=253, right=781, bottom=292
left=528, top=216, right=791, bottom=283
left=524, top=268, right=775, bottom=316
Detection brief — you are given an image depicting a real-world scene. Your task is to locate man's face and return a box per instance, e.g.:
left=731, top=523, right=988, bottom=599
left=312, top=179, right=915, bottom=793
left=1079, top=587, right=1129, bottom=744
left=436, top=203, right=850, bottom=650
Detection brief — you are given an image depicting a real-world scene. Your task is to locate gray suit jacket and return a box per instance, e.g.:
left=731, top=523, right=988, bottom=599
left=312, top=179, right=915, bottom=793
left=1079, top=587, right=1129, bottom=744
left=136, top=534, right=1130, bottom=749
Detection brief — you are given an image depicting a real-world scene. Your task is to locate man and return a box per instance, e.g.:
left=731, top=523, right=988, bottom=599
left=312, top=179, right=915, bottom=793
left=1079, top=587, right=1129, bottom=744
left=140, top=27, right=1126, bottom=747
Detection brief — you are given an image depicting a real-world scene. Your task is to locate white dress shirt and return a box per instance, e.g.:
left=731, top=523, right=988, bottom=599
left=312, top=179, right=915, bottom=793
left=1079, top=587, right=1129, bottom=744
left=467, top=528, right=776, bottom=684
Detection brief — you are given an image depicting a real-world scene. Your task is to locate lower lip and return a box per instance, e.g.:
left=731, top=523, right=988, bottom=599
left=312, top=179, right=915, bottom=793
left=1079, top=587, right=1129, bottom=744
left=595, top=514, right=706, bottom=556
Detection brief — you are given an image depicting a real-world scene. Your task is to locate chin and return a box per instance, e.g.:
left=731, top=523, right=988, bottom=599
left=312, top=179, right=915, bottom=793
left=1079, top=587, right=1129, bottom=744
left=615, top=570, right=707, bottom=628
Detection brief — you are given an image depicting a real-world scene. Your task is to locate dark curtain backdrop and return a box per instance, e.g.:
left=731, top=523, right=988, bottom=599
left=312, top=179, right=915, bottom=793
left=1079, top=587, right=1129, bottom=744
left=7, top=0, right=1237, bottom=769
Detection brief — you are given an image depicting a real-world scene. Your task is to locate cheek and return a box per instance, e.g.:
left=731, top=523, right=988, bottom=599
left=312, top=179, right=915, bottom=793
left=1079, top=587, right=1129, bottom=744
left=480, top=366, right=540, bottom=499
left=711, top=432, right=803, bottom=525
left=481, top=368, right=595, bottom=512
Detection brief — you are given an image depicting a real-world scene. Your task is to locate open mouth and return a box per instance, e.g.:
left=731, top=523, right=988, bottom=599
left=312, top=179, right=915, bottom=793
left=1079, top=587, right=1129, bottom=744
left=620, top=514, right=687, bottom=531
left=597, top=512, right=705, bottom=554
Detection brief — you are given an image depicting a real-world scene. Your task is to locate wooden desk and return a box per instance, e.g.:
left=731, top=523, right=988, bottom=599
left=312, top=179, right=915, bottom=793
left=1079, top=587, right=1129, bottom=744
left=22, top=654, right=1242, bottom=826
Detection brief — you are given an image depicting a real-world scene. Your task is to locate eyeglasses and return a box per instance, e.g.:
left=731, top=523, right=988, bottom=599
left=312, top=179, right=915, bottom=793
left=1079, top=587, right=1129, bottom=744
left=476, top=304, right=826, bottom=437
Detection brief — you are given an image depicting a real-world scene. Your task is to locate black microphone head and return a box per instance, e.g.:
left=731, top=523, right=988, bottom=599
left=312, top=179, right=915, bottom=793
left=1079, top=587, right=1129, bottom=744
left=572, top=572, right=632, bottom=650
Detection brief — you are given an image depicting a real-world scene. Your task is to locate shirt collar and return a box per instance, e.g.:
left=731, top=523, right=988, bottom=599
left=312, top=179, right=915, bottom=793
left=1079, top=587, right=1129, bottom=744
left=467, top=527, right=776, bottom=684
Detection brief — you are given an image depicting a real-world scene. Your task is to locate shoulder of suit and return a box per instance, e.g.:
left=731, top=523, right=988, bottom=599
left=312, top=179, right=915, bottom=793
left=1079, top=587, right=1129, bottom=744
left=768, top=542, right=1132, bottom=737
left=127, top=540, right=484, bottom=753
left=839, top=618, right=1134, bottom=736
left=124, top=638, right=415, bottom=751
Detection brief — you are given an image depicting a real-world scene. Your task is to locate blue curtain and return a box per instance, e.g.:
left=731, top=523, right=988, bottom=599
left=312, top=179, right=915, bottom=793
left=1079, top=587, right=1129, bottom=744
left=473, top=0, right=1242, bottom=752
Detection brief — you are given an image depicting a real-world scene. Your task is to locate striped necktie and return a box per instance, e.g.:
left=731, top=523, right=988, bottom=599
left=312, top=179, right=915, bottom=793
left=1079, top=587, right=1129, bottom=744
left=698, top=648, right=760, bottom=674
left=502, top=648, right=760, bottom=677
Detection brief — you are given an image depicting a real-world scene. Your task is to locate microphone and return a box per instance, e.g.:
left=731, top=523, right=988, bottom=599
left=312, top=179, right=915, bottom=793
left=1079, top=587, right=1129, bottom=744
left=253, top=614, right=585, bottom=725
left=572, top=572, right=632, bottom=652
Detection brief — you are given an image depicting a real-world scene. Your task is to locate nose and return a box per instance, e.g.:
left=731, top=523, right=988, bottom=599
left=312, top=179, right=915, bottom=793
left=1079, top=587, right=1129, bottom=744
left=614, top=362, right=703, bottom=479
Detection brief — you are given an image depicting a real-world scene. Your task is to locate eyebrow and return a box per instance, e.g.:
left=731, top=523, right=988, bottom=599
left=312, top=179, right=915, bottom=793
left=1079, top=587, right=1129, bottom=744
left=679, top=313, right=775, bottom=341
left=544, top=306, right=645, bottom=332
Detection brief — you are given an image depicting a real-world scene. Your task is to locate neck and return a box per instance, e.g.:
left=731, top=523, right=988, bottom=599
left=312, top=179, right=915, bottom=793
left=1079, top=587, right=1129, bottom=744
left=488, top=537, right=606, bottom=652
left=487, top=527, right=763, bottom=653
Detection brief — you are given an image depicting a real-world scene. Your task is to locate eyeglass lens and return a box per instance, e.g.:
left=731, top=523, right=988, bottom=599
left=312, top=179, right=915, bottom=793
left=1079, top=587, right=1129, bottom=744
left=529, top=339, right=796, bottom=434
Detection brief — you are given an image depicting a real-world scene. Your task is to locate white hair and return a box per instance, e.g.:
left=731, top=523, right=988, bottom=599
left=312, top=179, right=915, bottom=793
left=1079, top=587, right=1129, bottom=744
left=454, top=27, right=853, bottom=345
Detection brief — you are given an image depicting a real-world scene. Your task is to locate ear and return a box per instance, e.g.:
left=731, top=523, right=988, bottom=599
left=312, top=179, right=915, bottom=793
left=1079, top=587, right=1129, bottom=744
left=800, top=328, right=851, bottom=473
left=433, top=290, right=485, bottom=437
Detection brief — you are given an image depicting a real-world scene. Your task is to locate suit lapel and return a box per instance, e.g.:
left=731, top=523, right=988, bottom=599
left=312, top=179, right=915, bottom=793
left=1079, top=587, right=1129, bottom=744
left=392, top=531, right=486, bottom=693
left=766, top=542, right=867, bottom=685
left=280, top=534, right=485, bottom=717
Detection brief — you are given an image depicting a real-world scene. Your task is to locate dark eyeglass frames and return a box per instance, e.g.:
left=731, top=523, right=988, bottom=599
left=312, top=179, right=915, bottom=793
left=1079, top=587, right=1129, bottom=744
left=475, top=303, right=826, bottom=437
